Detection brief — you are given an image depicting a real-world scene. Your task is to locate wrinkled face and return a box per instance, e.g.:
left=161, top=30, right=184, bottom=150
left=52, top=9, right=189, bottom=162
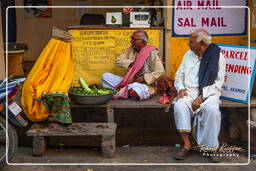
left=130, top=32, right=147, bottom=51
left=188, top=34, right=202, bottom=55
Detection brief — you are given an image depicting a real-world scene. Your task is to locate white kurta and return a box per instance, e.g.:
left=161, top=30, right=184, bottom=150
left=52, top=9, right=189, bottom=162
left=101, top=47, right=165, bottom=100
left=173, top=49, right=226, bottom=148
left=115, top=47, right=165, bottom=95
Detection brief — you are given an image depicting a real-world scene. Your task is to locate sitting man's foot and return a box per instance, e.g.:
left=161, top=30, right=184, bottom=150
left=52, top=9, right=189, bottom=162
left=173, top=147, right=191, bottom=160
left=128, top=89, right=139, bottom=100
left=48, top=121, right=67, bottom=130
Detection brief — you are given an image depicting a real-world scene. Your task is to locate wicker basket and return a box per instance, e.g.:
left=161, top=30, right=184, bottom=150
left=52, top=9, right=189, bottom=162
left=4, top=43, right=26, bottom=77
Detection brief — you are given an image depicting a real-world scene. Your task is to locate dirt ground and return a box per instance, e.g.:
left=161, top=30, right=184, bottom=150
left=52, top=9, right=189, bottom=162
left=1, top=147, right=256, bottom=171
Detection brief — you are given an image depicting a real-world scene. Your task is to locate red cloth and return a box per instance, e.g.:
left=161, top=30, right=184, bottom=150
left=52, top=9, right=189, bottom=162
left=115, top=45, right=156, bottom=89
left=113, top=45, right=156, bottom=100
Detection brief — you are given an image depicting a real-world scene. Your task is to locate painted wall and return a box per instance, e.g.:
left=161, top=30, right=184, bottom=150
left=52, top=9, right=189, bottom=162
left=0, top=2, right=5, bottom=80
left=249, top=0, right=256, bottom=40
left=169, top=36, right=246, bottom=79
left=15, top=0, right=156, bottom=62
left=16, top=0, right=80, bottom=62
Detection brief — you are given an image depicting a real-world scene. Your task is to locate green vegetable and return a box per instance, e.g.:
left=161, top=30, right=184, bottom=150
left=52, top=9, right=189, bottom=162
left=97, top=89, right=112, bottom=94
left=79, top=77, right=91, bottom=92
left=71, top=87, right=115, bottom=96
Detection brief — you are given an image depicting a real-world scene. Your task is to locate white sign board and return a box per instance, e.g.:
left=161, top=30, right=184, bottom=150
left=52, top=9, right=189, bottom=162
left=219, top=44, right=256, bottom=103
left=130, top=12, right=150, bottom=28
left=106, top=12, right=122, bottom=25
left=173, top=0, right=247, bottom=36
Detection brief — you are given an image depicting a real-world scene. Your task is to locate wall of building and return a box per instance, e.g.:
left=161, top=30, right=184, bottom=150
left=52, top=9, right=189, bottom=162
left=12, top=0, right=256, bottom=92
left=249, top=0, right=256, bottom=40
left=0, top=2, right=5, bottom=80
left=15, top=0, right=79, bottom=62
left=15, top=0, right=153, bottom=62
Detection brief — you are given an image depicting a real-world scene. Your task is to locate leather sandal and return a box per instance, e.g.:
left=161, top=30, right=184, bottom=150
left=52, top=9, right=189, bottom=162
left=173, top=148, right=191, bottom=160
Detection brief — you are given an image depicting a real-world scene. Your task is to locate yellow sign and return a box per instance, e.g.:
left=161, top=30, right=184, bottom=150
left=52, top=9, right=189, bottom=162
left=70, top=29, right=161, bottom=85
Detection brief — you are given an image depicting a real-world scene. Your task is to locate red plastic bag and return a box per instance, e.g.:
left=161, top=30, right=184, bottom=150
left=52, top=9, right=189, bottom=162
left=158, top=93, right=171, bottom=104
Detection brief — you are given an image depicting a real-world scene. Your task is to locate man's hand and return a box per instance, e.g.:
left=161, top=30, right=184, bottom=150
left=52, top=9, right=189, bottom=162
left=129, top=77, right=135, bottom=84
left=128, top=62, right=134, bottom=69
left=177, top=89, right=187, bottom=100
left=134, top=76, right=145, bottom=83
left=192, top=95, right=204, bottom=111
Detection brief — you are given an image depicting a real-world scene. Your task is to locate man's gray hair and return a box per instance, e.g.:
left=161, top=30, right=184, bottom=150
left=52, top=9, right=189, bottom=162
left=190, top=29, right=212, bottom=45
left=134, top=29, right=149, bottom=43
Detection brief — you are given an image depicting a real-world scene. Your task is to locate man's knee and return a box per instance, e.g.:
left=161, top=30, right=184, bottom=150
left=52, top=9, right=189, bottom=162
left=203, top=106, right=221, bottom=119
left=174, top=101, right=188, bottom=113
left=101, top=72, right=112, bottom=81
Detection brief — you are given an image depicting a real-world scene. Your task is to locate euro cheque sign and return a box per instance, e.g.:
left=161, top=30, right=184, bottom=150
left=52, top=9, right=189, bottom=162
left=70, top=29, right=161, bottom=86
left=219, top=44, right=256, bottom=103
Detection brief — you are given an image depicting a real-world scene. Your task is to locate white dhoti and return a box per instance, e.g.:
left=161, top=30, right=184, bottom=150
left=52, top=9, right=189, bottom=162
left=173, top=97, right=221, bottom=148
left=101, top=73, right=150, bottom=100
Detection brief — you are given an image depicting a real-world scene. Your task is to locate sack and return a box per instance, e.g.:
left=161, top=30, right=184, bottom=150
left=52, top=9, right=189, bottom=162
left=156, top=76, right=177, bottom=97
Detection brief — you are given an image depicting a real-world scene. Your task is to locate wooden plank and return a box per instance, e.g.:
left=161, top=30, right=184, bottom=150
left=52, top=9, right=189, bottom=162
left=107, top=97, right=254, bottom=108
left=220, top=98, right=255, bottom=107
left=70, top=95, right=256, bottom=108
left=107, top=96, right=166, bottom=108
left=27, top=123, right=117, bottom=136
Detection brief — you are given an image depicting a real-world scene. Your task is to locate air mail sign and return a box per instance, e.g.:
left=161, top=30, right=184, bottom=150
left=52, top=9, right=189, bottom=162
left=172, top=0, right=247, bottom=36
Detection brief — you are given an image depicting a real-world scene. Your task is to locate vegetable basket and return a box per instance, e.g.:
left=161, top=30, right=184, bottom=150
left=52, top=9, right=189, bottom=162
left=69, top=87, right=115, bottom=105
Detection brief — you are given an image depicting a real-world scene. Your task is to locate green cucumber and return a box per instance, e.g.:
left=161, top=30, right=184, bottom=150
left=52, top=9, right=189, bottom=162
left=97, top=89, right=110, bottom=94
left=79, top=77, right=91, bottom=92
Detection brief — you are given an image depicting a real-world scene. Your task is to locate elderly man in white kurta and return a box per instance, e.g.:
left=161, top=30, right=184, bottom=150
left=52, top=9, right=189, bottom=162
left=101, top=30, right=165, bottom=100
left=173, top=29, right=226, bottom=163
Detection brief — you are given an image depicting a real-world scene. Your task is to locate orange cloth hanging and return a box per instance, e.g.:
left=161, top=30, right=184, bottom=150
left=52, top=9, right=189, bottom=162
left=21, top=27, right=74, bottom=122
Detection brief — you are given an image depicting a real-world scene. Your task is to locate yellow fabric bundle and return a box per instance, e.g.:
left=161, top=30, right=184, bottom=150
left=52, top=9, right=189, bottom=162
left=22, top=30, right=74, bottom=122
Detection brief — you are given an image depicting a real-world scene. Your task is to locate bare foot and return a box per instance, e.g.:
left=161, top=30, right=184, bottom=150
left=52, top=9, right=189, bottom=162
left=128, top=90, right=139, bottom=97
left=128, top=90, right=139, bottom=100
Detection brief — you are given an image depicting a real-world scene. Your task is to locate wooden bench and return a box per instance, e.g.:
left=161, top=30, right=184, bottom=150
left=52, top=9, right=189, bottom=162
left=27, top=95, right=256, bottom=157
left=27, top=123, right=117, bottom=158
left=71, top=95, right=256, bottom=123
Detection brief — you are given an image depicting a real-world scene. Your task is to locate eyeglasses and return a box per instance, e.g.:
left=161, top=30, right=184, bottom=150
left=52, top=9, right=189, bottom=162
left=130, top=37, right=143, bottom=42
